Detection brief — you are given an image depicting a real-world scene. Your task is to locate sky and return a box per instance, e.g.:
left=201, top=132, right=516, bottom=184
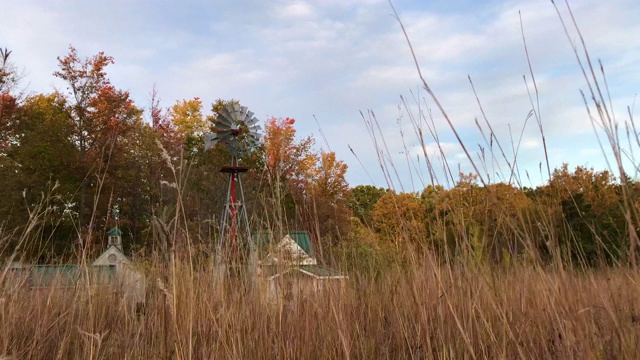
left=2, top=0, right=640, bottom=192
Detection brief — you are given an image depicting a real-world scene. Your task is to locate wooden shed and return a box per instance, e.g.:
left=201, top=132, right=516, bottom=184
left=256, top=232, right=348, bottom=305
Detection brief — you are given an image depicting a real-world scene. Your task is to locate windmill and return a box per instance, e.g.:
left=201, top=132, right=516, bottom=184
left=204, top=103, right=261, bottom=274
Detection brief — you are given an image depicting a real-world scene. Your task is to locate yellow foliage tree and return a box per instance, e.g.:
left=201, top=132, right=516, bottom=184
left=372, top=191, right=427, bottom=247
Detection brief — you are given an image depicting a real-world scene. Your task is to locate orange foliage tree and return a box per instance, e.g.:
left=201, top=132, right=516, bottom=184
left=262, top=116, right=350, bottom=255
left=263, top=117, right=317, bottom=189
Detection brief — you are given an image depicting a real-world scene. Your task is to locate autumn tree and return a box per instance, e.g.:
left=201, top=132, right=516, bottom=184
left=540, top=164, right=625, bottom=265
left=54, top=46, right=142, bottom=247
left=169, top=97, right=209, bottom=156
left=0, top=94, right=81, bottom=258
left=145, top=87, right=181, bottom=209
left=261, top=116, right=351, bottom=257
left=306, top=150, right=350, bottom=252
left=372, top=191, right=427, bottom=247
left=433, top=174, right=483, bottom=253
left=263, top=117, right=317, bottom=187
left=262, top=116, right=317, bottom=225
left=348, top=185, right=388, bottom=225
left=149, top=87, right=181, bottom=155
left=430, top=174, right=535, bottom=263
left=0, top=92, right=17, bottom=156
left=465, top=182, right=534, bottom=263
left=163, top=98, right=266, bottom=250
left=53, top=47, right=113, bottom=233
left=9, top=94, right=77, bottom=191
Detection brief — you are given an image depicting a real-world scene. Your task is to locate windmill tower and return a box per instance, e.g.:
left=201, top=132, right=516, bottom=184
left=204, top=104, right=261, bottom=275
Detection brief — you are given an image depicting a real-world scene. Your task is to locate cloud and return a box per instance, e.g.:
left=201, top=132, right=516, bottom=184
left=1, top=0, right=639, bottom=189
left=276, top=1, right=317, bottom=19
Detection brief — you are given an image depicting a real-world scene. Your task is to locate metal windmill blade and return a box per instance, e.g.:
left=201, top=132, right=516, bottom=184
left=239, top=123, right=262, bottom=156
left=245, top=117, right=259, bottom=127
left=204, top=103, right=262, bottom=156
left=216, top=106, right=236, bottom=128
left=204, top=127, right=236, bottom=150
left=204, top=132, right=218, bottom=151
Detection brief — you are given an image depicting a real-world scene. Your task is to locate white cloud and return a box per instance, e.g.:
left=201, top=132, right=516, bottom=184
left=277, top=1, right=316, bottom=19
left=1, top=0, right=639, bottom=188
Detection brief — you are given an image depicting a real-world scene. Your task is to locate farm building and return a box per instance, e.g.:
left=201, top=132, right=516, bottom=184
left=2, top=226, right=145, bottom=305
left=255, top=232, right=348, bottom=304
left=92, top=226, right=146, bottom=304
left=3, top=262, right=115, bottom=291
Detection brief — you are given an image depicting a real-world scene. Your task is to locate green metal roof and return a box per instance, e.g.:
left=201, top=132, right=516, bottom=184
left=253, top=230, right=314, bottom=256
left=27, top=265, right=115, bottom=288
left=107, top=228, right=122, bottom=237
left=289, top=231, right=312, bottom=255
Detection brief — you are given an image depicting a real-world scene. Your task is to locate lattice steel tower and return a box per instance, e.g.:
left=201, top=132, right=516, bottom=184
left=204, top=104, right=261, bottom=274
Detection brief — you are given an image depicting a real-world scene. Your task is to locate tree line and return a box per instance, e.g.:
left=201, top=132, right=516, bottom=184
left=347, top=166, right=639, bottom=268
left=0, top=47, right=350, bottom=262
left=1, top=46, right=638, bottom=268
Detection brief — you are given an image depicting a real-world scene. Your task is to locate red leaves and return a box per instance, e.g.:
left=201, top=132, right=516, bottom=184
left=53, top=46, right=143, bottom=173
left=90, top=85, right=140, bottom=136
left=54, top=46, right=114, bottom=94
left=0, top=92, right=17, bottom=118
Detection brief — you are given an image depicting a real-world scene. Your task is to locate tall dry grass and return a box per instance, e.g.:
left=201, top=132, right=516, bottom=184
left=2, top=1, right=640, bottom=359
left=2, top=259, right=640, bottom=358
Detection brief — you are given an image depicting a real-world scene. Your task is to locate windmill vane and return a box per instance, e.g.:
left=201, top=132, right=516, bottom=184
left=205, top=103, right=262, bottom=274
left=203, top=103, right=262, bottom=156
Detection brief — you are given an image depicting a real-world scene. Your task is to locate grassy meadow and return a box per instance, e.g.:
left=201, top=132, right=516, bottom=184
left=2, top=2, right=640, bottom=359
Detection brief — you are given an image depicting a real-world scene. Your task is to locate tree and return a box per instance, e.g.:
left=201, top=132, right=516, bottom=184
left=53, top=46, right=142, bottom=246
left=0, top=48, right=19, bottom=156
left=262, top=116, right=317, bottom=227
left=263, top=116, right=317, bottom=189
left=431, top=174, right=534, bottom=263
left=372, top=191, right=427, bottom=247
left=311, top=152, right=349, bottom=206
left=542, top=164, right=625, bottom=265
left=0, top=92, right=17, bottom=155
left=170, top=97, right=207, bottom=156
left=307, top=151, right=350, bottom=248
left=0, top=94, right=80, bottom=257
left=146, top=86, right=181, bottom=207
left=0, top=47, right=20, bottom=94
left=348, top=185, right=387, bottom=225
left=53, top=46, right=114, bottom=232
left=54, top=47, right=115, bottom=158
left=149, top=86, right=181, bottom=155
left=9, top=94, right=77, bottom=189
left=261, top=116, right=353, bottom=259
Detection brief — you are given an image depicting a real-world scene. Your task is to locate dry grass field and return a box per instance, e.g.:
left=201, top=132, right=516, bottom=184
left=2, top=1, right=640, bottom=359
left=1, top=259, right=640, bottom=359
